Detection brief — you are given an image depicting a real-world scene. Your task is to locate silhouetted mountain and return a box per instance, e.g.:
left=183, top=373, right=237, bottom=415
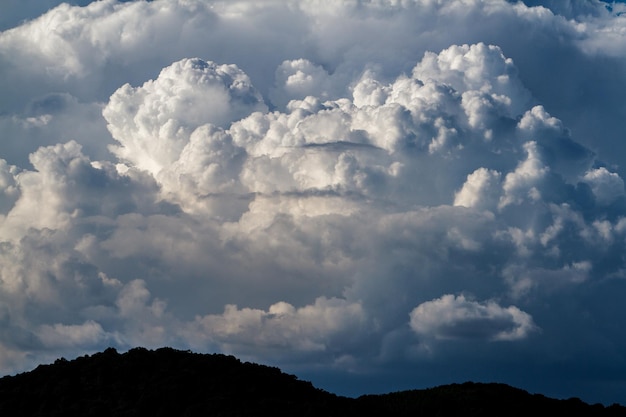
left=358, top=382, right=626, bottom=417
left=0, top=347, right=623, bottom=416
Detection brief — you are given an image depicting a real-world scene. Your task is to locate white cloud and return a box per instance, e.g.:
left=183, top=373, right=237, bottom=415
left=186, top=297, right=367, bottom=356
left=104, top=57, right=266, bottom=176
left=454, top=168, right=502, bottom=209
left=583, top=167, right=625, bottom=205
left=270, top=59, right=335, bottom=109
left=37, top=320, right=107, bottom=348
left=409, top=294, right=537, bottom=341
left=412, top=42, right=531, bottom=117
left=499, top=141, right=549, bottom=209
left=2, top=34, right=622, bottom=367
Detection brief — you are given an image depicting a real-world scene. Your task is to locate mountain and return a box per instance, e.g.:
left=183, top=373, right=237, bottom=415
left=0, top=347, right=623, bottom=416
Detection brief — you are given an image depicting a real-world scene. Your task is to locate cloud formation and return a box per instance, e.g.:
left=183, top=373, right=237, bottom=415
left=409, top=294, right=536, bottom=341
left=1, top=0, right=626, bottom=406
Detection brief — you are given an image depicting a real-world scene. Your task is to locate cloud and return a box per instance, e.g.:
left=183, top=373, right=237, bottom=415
left=2, top=0, right=626, bottom=406
left=186, top=297, right=367, bottom=358
left=0, top=93, right=111, bottom=167
left=104, top=58, right=266, bottom=175
left=412, top=42, right=532, bottom=117
left=409, top=294, right=537, bottom=341
left=270, top=59, right=336, bottom=109
left=37, top=320, right=107, bottom=348
left=1, top=36, right=622, bottom=378
left=454, top=168, right=502, bottom=210
left=583, top=167, right=625, bottom=205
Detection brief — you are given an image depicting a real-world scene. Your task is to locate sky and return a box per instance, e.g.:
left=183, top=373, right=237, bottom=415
left=1, top=0, right=626, bottom=406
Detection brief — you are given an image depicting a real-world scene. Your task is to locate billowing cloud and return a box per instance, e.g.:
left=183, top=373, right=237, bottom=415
left=1, top=0, right=626, bottom=407
left=270, top=59, right=336, bottom=109
left=104, top=58, right=266, bottom=175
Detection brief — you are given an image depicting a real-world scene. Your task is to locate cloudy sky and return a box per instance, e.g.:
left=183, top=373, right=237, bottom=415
left=2, top=0, right=626, bottom=405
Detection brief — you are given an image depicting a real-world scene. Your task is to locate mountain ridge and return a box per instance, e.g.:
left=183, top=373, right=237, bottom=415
left=0, top=347, right=623, bottom=416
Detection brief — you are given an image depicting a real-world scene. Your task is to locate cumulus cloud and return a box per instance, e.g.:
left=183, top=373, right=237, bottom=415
left=37, top=320, right=107, bottom=349
left=409, top=294, right=536, bottom=341
left=2, top=37, right=622, bottom=380
left=186, top=297, right=367, bottom=357
left=270, top=59, right=336, bottom=109
left=583, top=167, right=625, bottom=205
left=454, top=168, right=502, bottom=209
left=2, top=0, right=626, bottom=406
left=104, top=58, right=266, bottom=175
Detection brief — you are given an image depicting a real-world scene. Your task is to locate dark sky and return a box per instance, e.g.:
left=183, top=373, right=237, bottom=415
left=1, top=0, right=626, bottom=406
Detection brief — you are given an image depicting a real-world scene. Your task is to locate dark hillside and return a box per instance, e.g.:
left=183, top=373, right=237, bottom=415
left=0, top=347, right=624, bottom=417
left=357, top=381, right=626, bottom=417
left=0, top=347, right=350, bottom=416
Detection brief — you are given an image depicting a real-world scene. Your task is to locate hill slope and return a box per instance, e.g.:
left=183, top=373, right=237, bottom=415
left=0, top=347, right=623, bottom=416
